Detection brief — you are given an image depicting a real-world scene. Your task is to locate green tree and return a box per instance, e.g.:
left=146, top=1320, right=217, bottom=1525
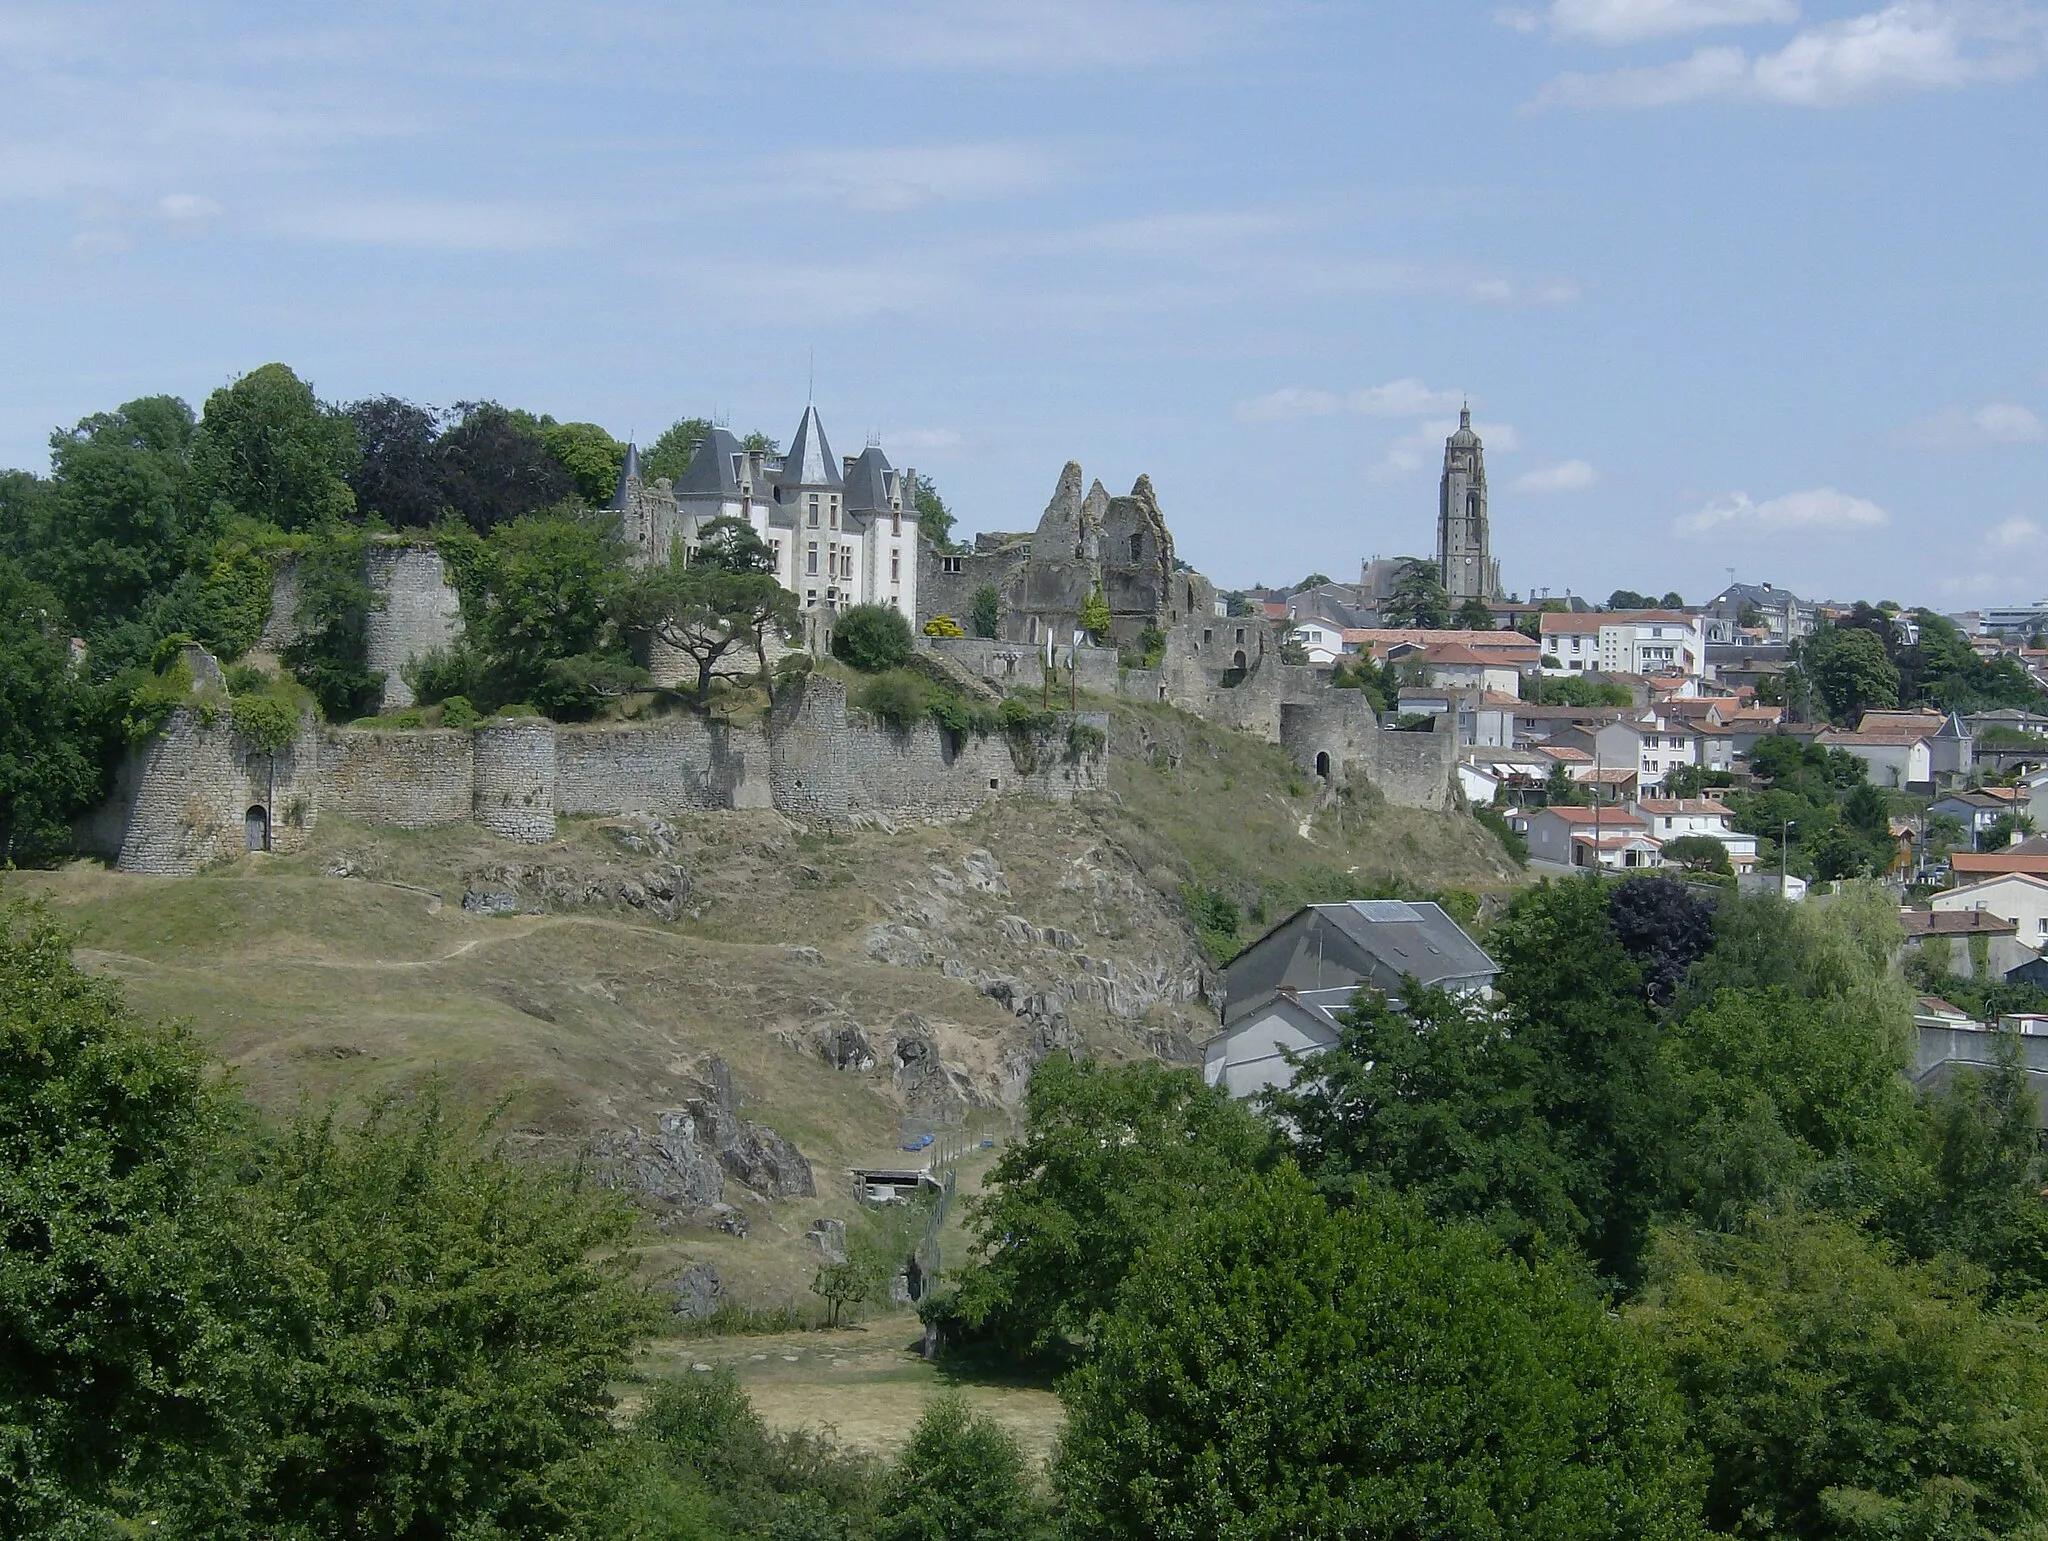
left=940, top=1057, right=1270, bottom=1360
left=969, top=584, right=1000, bottom=639
left=345, top=396, right=444, bottom=528
left=1636, top=1216, right=2048, bottom=1540
left=438, top=403, right=576, bottom=533
left=187, top=363, right=359, bottom=532
left=1055, top=1167, right=1704, bottom=1540
left=462, top=515, right=629, bottom=710
left=810, top=1260, right=873, bottom=1328
left=875, top=1394, right=1049, bottom=1541
left=0, top=559, right=113, bottom=863
left=642, top=417, right=713, bottom=486
left=1383, top=558, right=1450, bottom=629
left=281, top=523, right=384, bottom=720
left=1079, top=585, right=1112, bottom=641
left=831, top=603, right=913, bottom=673
left=543, top=421, right=629, bottom=507
left=913, top=476, right=956, bottom=551
left=1802, top=622, right=1901, bottom=723
left=1662, top=834, right=1732, bottom=873
left=44, top=395, right=198, bottom=627
left=615, top=539, right=798, bottom=705
left=1545, top=760, right=1590, bottom=805
left=1609, top=589, right=1653, bottom=610
left=1455, top=595, right=1495, bottom=629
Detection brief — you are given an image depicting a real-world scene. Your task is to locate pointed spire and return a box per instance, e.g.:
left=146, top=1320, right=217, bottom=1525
left=782, top=404, right=841, bottom=488
left=608, top=443, right=643, bottom=512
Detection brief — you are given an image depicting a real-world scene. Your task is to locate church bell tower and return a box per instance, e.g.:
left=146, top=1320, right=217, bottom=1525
left=1436, top=405, right=1497, bottom=603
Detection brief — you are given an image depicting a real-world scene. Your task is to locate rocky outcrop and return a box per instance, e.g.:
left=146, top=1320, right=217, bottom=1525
left=669, top=1261, right=725, bottom=1319
left=594, top=1057, right=815, bottom=1209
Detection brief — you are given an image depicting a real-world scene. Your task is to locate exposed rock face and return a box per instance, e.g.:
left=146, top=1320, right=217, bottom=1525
left=669, top=1261, right=725, bottom=1319
left=807, top=1218, right=848, bottom=1264
left=594, top=1057, right=815, bottom=1208
left=464, top=857, right=692, bottom=920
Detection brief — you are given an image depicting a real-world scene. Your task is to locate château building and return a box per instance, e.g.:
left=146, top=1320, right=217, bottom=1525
left=608, top=404, right=921, bottom=635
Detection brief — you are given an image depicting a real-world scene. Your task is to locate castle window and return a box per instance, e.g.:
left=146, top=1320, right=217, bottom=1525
left=891, top=553, right=900, bottom=583
left=1130, top=534, right=1143, bottom=561
left=941, top=556, right=964, bottom=575
left=807, top=544, right=818, bottom=576
left=808, top=495, right=819, bottom=526
left=1235, top=627, right=1245, bottom=645
left=892, top=512, right=901, bottom=537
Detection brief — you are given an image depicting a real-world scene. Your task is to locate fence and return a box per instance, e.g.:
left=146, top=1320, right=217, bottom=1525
left=912, top=1170, right=956, bottom=1296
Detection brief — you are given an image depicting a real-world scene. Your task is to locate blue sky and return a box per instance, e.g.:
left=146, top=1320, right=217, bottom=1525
left=2, top=0, right=2043, bottom=607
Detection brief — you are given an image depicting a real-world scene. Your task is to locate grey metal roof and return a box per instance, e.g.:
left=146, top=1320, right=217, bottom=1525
left=1220, top=900, right=1498, bottom=1023
left=778, top=405, right=841, bottom=490
left=606, top=442, right=643, bottom=511
left=675, top=427, right=748, bottom=499
left=843, top=445, right=898, bottom=514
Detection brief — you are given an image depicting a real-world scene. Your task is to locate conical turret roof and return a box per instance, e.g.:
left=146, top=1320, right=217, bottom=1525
left=607, top=442, right=644, bottom=511
left=780, top=404, right=842, bottom=489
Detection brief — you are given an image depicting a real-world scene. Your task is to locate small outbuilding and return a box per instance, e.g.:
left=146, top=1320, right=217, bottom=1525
left=1202, top=900, right=1498, bottom=1100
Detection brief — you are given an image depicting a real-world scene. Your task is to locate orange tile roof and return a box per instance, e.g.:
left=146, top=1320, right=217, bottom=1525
left=1539, top=806, right=1648, bottom=829
left=1951, top=852, right=2048, bottom=876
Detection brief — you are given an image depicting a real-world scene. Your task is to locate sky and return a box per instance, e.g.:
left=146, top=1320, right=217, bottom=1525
left=1, top=0, right=2044, bottom=608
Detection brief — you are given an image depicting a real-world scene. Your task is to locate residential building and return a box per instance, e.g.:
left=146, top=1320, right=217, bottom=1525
left=1897, top=908, right=2035, bottom=980
left=1814, top=726, right=1934, bottom=791
left=1538, top=610, right=1707, bottom=679
left=1911, top=995, right=2048, bottom=1124
left=1547, top=705, right=1727, bottom=791
left=1929, top=787, right=2026, bottom=849
left=1289, top=619, right=1352, bottom=665
left=1701, top=581, right=1818, bottom=645
left=1203, top=900, right=1499, bottom=1100
left=1632, top=797, right=1759, bottom=872
left=1398, top=687, right=1517, bottom=748
left=1952, top=847, right=2048, bottom=882
left=1413, top=641, right=1522, bottom=695
left=1509, top=805, right=1662, bottom=872
left=1348, top=629, right=1540, bottom=669
left=1932, top=872, right=2048, bottom=952
left=1458, top=746, right=1564, bottom=806
left=1855, top=710, right=1974, bottom=785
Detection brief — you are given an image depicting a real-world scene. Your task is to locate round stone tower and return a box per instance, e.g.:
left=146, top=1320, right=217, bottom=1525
left=472, top=718, right=557, bottom=843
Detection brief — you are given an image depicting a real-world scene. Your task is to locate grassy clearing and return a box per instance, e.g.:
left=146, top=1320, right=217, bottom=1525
left=636, top=1325, right=1066, bottom=1468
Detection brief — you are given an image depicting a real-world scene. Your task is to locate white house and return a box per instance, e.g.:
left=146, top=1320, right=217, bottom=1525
left=1289, top=620, right=1354, bottom=665
left=1398, top=686, right=1517, bottom=748
left=1932, top=872, right=2048, bottom=952
left=1413, top=641, right=1522, bottom=696
left=1203, top=900, right=1499, bottom=1100
left=1509, top=805, right=1662, bottom=872
left=1632, top=797, right=1758, bottom=872
left=1539, top=610, right=1706, bottom=680
left=1815, top=727, right=1933, bottom=790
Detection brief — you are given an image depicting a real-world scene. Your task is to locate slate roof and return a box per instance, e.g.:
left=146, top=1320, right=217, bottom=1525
left=842, top=445, right=900, bottom=516
left=1220, top=900, right=1498, bottom=1023
left=778, top=405, right=841, bottom=490
left=675, top=428, right=749, bottom=498
left=1900, top=909, right=2020, bottom=937
left=606, top=442, right=643, bottom=511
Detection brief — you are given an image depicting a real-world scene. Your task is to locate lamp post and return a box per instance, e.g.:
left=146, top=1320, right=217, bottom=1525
left=1781, top=818, right=1796, bottom=895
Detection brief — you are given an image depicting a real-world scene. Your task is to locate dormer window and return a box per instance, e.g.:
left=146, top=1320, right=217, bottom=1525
left=731, top=453, right=744, bottom=484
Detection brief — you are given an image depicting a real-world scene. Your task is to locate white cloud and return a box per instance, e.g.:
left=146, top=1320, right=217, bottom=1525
left=1375, top=416, right=1519, bottom=478
left=1533, top=2, right=2048, bottom=109
left=1236, top=378, right=1464, bottom=423
left=155, top=192, right=220, bottom=220
left=1675, top=486, right=1889, bottom=535
left=758, top=142, right=1059, bottom=213
left=1519, top=0, right=1800, bottom=44
left=1987, top=515, right=2043, bottom=548
left=1513, top=459, right=1600, bottom=492
left=1906, top=402, right=2048, bottom=447
left=268, top=198, right=573, bottom=251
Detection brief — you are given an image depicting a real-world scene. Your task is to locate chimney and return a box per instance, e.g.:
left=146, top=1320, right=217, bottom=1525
left=843, top=454, right=857, bottom=480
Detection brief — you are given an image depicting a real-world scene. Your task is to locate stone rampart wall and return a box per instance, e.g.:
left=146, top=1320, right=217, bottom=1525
left=917, top=635, right=1120, bottom=696
left=321, top=730, right=475, bottom=827
left=364, top=544, right=463, bottom=710
left=555, top=719, right=775, bottom=815
left=840, top=709, right=1108, bottom=820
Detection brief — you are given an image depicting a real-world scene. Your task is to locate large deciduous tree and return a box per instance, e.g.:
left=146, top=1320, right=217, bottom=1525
left=188, top=363, right=359, bottom=532
left=437, top=403, right=576, bottom=533
left=541, top=421, right=628, bottom=508
left=1055, top=1167, right=1705, bottom=1540
left=345, top=396, right=444, bottom=528
left=43, top=395, right=198, bottom=626
left=939, top=1057, right=1271, bottom=1360
left=0, top=561, right=113, bottom=863
left=1802, top=622, right=1901, bottom=724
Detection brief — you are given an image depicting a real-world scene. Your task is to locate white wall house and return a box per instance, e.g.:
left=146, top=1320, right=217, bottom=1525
left=1539, top=610, right=1706, bottom=679
left=1290, top=621, right=1353, bottom=665
left=1815, top=729, right=1933, bottom=790
left=1932, top=873, right=2048, bottom=952
left=1509, top=805, right=1662, bottom=872
left=1632, top=797, right=1759, bottom=872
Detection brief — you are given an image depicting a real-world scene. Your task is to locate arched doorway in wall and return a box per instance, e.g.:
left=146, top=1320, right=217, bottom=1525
left=1315, top=751, right=1331, bottom=780
left=245, top=805, right=270, bottom=852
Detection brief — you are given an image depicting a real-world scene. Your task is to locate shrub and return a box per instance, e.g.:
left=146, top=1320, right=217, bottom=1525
left=922, top=613, right=965, bottom=638
left=876, top=1394, right=1051, bottom=1541
left=832, top=604, right=913, bottom=672
left=230, top=693, right=302, bottom=754
left=439, top=695, right=480, bottom=730
left=1474, top=803, right=1529, bottom=865
left=855, top=670, right=928, bottom=730
left=1663, top=834, right=1732, bottom=874
left=970, top=585, right=1000, bottom=639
